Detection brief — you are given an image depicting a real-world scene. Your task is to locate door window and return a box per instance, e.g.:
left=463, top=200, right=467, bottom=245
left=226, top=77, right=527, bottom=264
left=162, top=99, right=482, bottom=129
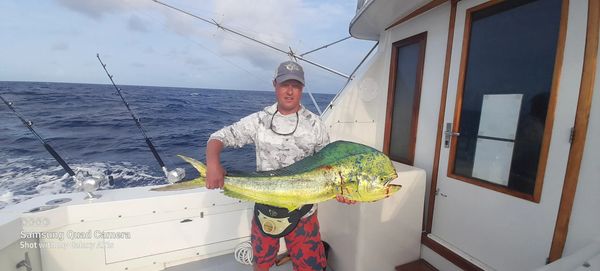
left=450, top=0, right=563, bottom=200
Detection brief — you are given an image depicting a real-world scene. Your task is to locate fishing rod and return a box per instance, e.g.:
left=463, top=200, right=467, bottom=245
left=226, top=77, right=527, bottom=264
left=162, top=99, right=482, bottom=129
left=151, top=0, right=351, bottom=80
left=1, top=95, right=105, bottom=199
left=96, top=54, right=185, bottom=183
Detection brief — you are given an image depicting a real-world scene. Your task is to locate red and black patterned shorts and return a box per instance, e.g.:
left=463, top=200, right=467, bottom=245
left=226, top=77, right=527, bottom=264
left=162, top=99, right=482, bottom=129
left=251, top=212, right=327, bottom=270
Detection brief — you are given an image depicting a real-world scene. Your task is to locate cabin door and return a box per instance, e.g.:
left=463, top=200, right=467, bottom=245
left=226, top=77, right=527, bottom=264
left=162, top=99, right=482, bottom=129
left=430, top=0, right=586, bottom=269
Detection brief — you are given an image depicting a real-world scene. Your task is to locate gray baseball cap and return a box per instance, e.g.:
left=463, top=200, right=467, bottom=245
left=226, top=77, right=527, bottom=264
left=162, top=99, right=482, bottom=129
left=274, top=61, right=304, bottom=85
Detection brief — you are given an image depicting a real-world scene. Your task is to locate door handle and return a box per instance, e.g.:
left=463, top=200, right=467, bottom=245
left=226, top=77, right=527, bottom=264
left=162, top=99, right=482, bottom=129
left=435, top=188, right=448, bottom=198
left=444, top=123, right=460, bottom=148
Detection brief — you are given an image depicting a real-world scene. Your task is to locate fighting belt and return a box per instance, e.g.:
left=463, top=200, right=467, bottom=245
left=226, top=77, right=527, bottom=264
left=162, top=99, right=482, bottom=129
left=253, top=203, right=313, bottom=238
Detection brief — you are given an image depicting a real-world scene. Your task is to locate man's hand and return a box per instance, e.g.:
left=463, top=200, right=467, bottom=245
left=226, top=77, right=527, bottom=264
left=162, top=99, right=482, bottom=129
left=206, top=162, right=225, bottom=189
left=205, top=139, right=225, bottom=189
left=335, top=195, right=357, bottom=205
left=206, top=163, right=225, bottom=189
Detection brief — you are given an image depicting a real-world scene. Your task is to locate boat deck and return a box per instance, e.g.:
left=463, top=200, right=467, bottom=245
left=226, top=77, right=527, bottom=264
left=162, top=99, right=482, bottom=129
left=165, top=253, right=296, bottom=271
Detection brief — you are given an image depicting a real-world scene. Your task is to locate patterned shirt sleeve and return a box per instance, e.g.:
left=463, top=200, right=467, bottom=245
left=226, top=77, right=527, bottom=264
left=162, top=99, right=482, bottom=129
left=208, top=113, right=259, bottom=148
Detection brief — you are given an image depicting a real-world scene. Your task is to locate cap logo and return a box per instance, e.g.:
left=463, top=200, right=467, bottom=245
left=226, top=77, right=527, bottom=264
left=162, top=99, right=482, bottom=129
left=285, top=63, right=300, bottom=71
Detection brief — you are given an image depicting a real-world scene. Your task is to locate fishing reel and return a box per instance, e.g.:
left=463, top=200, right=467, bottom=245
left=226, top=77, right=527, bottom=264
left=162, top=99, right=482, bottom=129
left=74, top=171, right=107, bottom=200
left=163, top=167, right=185, bottom=183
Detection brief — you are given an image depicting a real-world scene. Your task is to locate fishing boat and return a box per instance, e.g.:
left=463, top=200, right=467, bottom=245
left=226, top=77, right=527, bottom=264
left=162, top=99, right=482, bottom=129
left=1, top=0, right=599, bottom=270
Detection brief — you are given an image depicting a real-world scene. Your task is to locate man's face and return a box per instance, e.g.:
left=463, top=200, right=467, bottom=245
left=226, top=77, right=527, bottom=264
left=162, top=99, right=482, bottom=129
left=274, top=80, right=303, bottom=114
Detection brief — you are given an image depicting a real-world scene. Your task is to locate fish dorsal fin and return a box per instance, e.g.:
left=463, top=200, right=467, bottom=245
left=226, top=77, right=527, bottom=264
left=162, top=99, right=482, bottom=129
left=228, top=141, right=378, bottom=177
left=271, top=141, right=376, bottom=174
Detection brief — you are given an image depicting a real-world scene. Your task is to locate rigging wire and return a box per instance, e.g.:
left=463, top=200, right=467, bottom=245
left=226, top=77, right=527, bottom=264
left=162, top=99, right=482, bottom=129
left=323, top=41, right=379, bottom=116
left=141, top=1, right=372, bottom=115
left=149, top=0, right=326, bottom=114
left=123, top=1, right=270, bottom=90
left=300, top=36, right=352, bottom=57
left=152, top=0, right=350, bottom=80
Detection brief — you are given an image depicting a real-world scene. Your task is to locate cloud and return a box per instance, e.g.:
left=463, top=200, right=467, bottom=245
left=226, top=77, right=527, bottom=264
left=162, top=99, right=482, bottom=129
left=160, top=9, right=209, bottom=38
left=54, top=0, right=151, bottom=19
left=128, top=15, right=148, bottom=32
left=52, top=0, right=354, bottom=78
left=212, top=0, right=302, bottom=69
left=185, top=57, right=204, bottom=66
left=51, top=42, right=69, bottom=51
left=144, top=47, right=155, bottom=54
left=131, top=62, right=145, bottom=68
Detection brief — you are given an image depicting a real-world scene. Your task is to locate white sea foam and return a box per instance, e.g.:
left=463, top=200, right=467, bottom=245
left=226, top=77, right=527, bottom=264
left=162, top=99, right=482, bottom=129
left=0, top=157, right=165, bottom=207
left=0, top=190, right=13, bottom=203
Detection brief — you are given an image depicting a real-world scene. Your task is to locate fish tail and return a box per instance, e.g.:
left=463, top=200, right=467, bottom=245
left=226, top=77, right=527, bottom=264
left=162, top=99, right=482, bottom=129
left=177, top=154, right=207, bottom=178
left=150, top=155, right=208, bottom=192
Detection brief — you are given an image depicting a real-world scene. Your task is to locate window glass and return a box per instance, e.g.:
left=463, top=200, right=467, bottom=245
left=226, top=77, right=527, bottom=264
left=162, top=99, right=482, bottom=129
left=452, top=0, right=562, bottom=195
left=387, top=34, right=426, bottom=164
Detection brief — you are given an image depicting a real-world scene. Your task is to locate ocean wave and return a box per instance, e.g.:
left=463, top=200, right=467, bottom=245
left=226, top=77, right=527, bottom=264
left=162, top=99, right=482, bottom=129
left=0, top=157, right=166, bottom=206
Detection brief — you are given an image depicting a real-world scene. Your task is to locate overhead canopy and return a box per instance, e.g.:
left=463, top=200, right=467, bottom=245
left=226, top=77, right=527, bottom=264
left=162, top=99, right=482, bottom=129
left=349, top=0, right=433, bottom=40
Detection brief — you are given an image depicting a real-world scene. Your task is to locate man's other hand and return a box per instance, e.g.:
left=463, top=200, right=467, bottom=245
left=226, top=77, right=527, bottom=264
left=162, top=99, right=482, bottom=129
left=335, top=195, right=357, bottom=205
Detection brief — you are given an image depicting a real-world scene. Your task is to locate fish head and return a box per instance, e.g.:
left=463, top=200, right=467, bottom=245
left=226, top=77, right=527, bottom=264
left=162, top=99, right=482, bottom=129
left=341, top=152, right=400, bottom=202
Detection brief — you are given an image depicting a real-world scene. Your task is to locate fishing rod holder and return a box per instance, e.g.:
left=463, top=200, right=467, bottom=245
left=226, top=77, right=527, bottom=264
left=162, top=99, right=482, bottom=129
left=164, top=167, right=185, bottom=183
left=74, top=171, right=105, bottom=200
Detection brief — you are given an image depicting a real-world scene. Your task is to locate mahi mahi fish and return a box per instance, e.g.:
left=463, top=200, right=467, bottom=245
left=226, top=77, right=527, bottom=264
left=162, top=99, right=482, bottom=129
left=152, top=141, right=401, bottom=210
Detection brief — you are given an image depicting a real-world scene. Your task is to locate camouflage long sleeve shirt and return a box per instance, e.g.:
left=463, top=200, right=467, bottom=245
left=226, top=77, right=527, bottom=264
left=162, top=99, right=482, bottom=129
left=209, top=103, right=330, bottom=172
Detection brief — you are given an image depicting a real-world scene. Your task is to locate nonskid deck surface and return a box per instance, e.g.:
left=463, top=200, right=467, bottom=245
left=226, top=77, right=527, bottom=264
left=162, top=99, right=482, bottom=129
left=165, top=253, right=297, bottom=271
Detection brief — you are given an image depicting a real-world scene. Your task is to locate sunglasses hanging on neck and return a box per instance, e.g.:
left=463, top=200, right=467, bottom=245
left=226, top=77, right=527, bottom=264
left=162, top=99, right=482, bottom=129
left=270, top=110, right=299, bottom=136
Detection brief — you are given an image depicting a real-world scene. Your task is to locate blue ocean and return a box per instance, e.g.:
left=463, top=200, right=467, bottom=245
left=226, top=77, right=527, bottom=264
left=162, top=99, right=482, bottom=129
left=0, top=81, right=333, bottom=206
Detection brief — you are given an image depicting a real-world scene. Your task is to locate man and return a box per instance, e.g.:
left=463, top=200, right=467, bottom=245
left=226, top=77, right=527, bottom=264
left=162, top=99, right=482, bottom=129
left=205, top=60, right=354, bottom=271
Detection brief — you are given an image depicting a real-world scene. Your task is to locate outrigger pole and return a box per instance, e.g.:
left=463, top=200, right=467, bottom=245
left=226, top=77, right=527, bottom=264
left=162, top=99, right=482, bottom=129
left=96, top=54, right=184, bottom=183
left=1, top=95, right=105, bottom=199
left=151, top=0, right=351, bottom=80
left=152, top=0, right=352, bottom=115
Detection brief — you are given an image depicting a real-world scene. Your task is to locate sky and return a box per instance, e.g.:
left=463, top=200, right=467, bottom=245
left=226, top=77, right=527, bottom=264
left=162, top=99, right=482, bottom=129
left=0, top=0, right=375, bottom=94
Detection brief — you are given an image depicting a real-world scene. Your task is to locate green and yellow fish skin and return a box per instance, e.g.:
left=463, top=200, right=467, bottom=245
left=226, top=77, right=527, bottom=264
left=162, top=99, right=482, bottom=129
left=151, top=141, right=401, bottom=210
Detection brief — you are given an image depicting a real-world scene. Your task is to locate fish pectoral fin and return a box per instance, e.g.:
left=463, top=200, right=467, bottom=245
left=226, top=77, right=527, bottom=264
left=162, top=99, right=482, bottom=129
left=177, top=155, right=207, bottom=177
left=282, top=204, right=303, bottom=212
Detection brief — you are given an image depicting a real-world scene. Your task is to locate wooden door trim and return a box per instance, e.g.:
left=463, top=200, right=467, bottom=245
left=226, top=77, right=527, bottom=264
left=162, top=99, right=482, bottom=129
left=421, top=0, right=576, bottom=270
left=548, top=0, right=599, bottom=262
left=426, top=0, right=458, bottom=233
left=422, top=233, right=484, bottom=271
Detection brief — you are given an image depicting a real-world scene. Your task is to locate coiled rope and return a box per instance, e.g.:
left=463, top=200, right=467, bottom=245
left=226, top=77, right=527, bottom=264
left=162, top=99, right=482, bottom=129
left=234, top=241, right=253, bottom=265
